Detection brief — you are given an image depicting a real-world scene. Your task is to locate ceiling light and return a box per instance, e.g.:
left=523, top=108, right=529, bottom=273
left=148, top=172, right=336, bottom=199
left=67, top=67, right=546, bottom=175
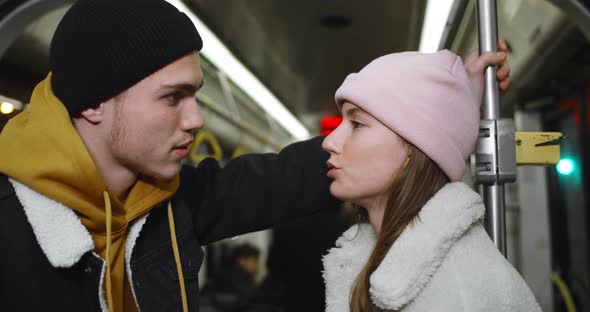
left=165, top=0, right=310, bottom=140
left=0, top=95, right=23, bottom=115
left=419, top=0, right=455, bottom=52
left=1, top=102, right=14, bottom=114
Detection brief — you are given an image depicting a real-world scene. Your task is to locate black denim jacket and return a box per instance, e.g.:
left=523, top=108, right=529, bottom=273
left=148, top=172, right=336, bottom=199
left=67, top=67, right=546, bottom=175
left=0, top=136, right=339, bottom=311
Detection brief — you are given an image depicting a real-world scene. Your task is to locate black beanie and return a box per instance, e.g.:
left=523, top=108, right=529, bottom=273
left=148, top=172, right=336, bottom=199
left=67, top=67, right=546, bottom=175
left=50, top=0, right=203, bottom=116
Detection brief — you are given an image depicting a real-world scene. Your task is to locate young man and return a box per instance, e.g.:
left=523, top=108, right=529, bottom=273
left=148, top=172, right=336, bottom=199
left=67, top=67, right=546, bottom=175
left=0, top=0, right=510, bottom=311
left=0, top=0, right=338, bottom=311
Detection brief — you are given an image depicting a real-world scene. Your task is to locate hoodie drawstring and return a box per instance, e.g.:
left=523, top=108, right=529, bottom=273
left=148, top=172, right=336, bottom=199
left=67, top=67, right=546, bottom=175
left=168, top=201, right=188, bottom=312
left=103, top=191, right=114, bottom=312
left=101, top=193, right=186, bottom=312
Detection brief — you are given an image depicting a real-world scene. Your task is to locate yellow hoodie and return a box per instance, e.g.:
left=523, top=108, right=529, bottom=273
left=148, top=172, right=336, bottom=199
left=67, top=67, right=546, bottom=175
left=0, top=74, right=180, bottom=311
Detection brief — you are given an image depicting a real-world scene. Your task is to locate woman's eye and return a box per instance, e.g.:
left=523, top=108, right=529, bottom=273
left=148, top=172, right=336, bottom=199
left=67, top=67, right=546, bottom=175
left=350, top=120, right=364, bottom=129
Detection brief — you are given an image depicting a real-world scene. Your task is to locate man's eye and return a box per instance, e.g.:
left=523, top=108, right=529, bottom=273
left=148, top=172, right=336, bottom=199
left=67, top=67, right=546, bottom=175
left=166, top=92, right=182, bottom=104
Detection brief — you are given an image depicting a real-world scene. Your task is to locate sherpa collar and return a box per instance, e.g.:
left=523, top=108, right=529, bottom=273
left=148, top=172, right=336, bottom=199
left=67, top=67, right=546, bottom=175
left=10, top=178, right=94, bottom=267
left=9, top=178, right=148, bottom=270
left=323, top=182, right=484, bottom=311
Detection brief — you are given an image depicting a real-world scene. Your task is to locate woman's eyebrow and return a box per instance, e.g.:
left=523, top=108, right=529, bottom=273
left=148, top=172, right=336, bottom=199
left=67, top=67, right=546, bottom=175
left=344, top=107, right=365, bottom=118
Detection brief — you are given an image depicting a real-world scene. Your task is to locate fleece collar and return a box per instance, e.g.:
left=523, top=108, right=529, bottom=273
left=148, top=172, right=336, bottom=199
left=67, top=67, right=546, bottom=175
left=9, top=177, right=149, bottom=271
left=10, top=178, right=94, bottom=267
left=323, top=182, right=484, bottom=311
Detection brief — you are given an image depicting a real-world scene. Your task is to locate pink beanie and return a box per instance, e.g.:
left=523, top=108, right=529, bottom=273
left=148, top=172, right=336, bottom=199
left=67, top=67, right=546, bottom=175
left=334, top=50, right=479, bottom=181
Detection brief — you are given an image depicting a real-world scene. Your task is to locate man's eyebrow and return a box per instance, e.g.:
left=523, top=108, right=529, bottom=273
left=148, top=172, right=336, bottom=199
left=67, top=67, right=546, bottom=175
left=161, top=81, right=204, bottom=94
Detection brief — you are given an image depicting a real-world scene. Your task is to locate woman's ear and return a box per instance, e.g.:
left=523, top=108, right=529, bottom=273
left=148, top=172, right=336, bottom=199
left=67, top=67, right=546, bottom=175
left=402, top=143, right=412, bottom=169
left=403, top=154, right=411, bottom=169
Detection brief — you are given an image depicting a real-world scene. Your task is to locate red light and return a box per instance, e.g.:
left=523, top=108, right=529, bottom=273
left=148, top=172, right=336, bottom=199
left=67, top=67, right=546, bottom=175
left=559, top=97, right=577, bottom=112
left=320, top=116, right=342, bottom=131
left=320, top=116, right=343, bottom=135
left=320, top=116, right=343, bottom=129
left=559, top=96, right=590, bottom=125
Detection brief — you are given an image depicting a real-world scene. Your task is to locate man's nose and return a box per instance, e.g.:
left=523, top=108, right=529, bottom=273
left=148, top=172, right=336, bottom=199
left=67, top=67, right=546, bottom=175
left=181, top=98, right=204, bottom=131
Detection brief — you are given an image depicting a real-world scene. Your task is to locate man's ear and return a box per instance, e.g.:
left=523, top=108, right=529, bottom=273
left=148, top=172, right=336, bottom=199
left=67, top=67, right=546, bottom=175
left=78, top=103, right=106, bottom=124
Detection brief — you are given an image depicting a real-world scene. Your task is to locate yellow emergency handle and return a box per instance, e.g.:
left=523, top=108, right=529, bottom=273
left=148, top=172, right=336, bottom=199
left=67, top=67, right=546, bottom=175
left=231, top=146, right=248, bottom=159
left=515, top=132, right=564, bottom=165
left=189, top=130, right=223, bottom=162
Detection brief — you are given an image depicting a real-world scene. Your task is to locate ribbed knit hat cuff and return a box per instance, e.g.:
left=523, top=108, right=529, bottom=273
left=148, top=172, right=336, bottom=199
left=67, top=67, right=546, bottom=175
left=52, top=12, right=202, bottom=116
left=335, top=74, right=466, bottom=181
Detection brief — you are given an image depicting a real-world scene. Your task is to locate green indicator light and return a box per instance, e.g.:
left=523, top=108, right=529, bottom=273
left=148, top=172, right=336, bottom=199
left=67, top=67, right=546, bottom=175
left=557, top=158, right=574, bottom=175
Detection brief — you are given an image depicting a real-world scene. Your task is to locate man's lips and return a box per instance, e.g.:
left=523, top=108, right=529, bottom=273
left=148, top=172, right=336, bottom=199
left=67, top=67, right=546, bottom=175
left=173, top=139, right=194, bottom=157
left=174, top=148, right=189, bottom=157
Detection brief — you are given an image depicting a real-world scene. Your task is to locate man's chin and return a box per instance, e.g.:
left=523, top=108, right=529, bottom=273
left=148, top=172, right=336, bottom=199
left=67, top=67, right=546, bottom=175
left=141, top=164, right=181, bottom=183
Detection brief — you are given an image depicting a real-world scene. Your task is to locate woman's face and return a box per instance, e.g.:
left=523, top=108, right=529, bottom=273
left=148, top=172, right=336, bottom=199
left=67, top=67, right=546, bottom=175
left=322, top=102, right=409, bottom=208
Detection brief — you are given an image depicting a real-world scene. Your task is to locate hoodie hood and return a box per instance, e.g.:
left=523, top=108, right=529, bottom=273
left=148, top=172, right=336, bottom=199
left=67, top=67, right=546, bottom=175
left=0, top=73, right=179, bottom=311
left=0, top=73, right=179, bottom=232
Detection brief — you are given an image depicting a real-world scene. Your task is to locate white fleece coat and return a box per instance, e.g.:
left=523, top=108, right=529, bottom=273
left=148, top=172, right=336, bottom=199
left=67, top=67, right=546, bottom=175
left=323, top=182, right=542, bottom=312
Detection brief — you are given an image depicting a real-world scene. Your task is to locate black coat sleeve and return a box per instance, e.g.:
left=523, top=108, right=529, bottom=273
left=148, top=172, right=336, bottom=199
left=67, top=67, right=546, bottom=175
left=173, top=136, right=341, bottom=245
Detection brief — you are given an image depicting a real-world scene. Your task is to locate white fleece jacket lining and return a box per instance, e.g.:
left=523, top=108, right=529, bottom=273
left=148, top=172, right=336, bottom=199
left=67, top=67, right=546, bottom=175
left=323, top=182, right=485, bottom=311
left=126, top=214, right=148, bottom=310
left=9, top=178, right=94, bottom=267
left=9, top=177, right=150, bottom=311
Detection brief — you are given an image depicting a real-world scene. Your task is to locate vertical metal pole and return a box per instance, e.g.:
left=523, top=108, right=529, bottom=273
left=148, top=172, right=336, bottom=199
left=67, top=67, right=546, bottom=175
left=477, top=0, right=500, bottom=119
left=476, top=0, right=507, bottom=255
left=483, top=184, right=507, bottom=253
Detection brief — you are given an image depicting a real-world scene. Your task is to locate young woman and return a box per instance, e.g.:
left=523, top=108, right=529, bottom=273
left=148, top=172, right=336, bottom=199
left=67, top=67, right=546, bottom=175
left=321, top=50, right=541, bottom=312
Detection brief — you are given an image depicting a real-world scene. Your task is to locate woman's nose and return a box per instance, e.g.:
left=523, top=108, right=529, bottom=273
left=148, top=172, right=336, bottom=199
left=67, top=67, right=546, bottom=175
left=322, top=129, right=341, bottom=154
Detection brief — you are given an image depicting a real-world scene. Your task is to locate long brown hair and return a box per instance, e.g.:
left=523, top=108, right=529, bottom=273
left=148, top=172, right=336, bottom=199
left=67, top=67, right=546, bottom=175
left=349, top=143, right=449, bottom=312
